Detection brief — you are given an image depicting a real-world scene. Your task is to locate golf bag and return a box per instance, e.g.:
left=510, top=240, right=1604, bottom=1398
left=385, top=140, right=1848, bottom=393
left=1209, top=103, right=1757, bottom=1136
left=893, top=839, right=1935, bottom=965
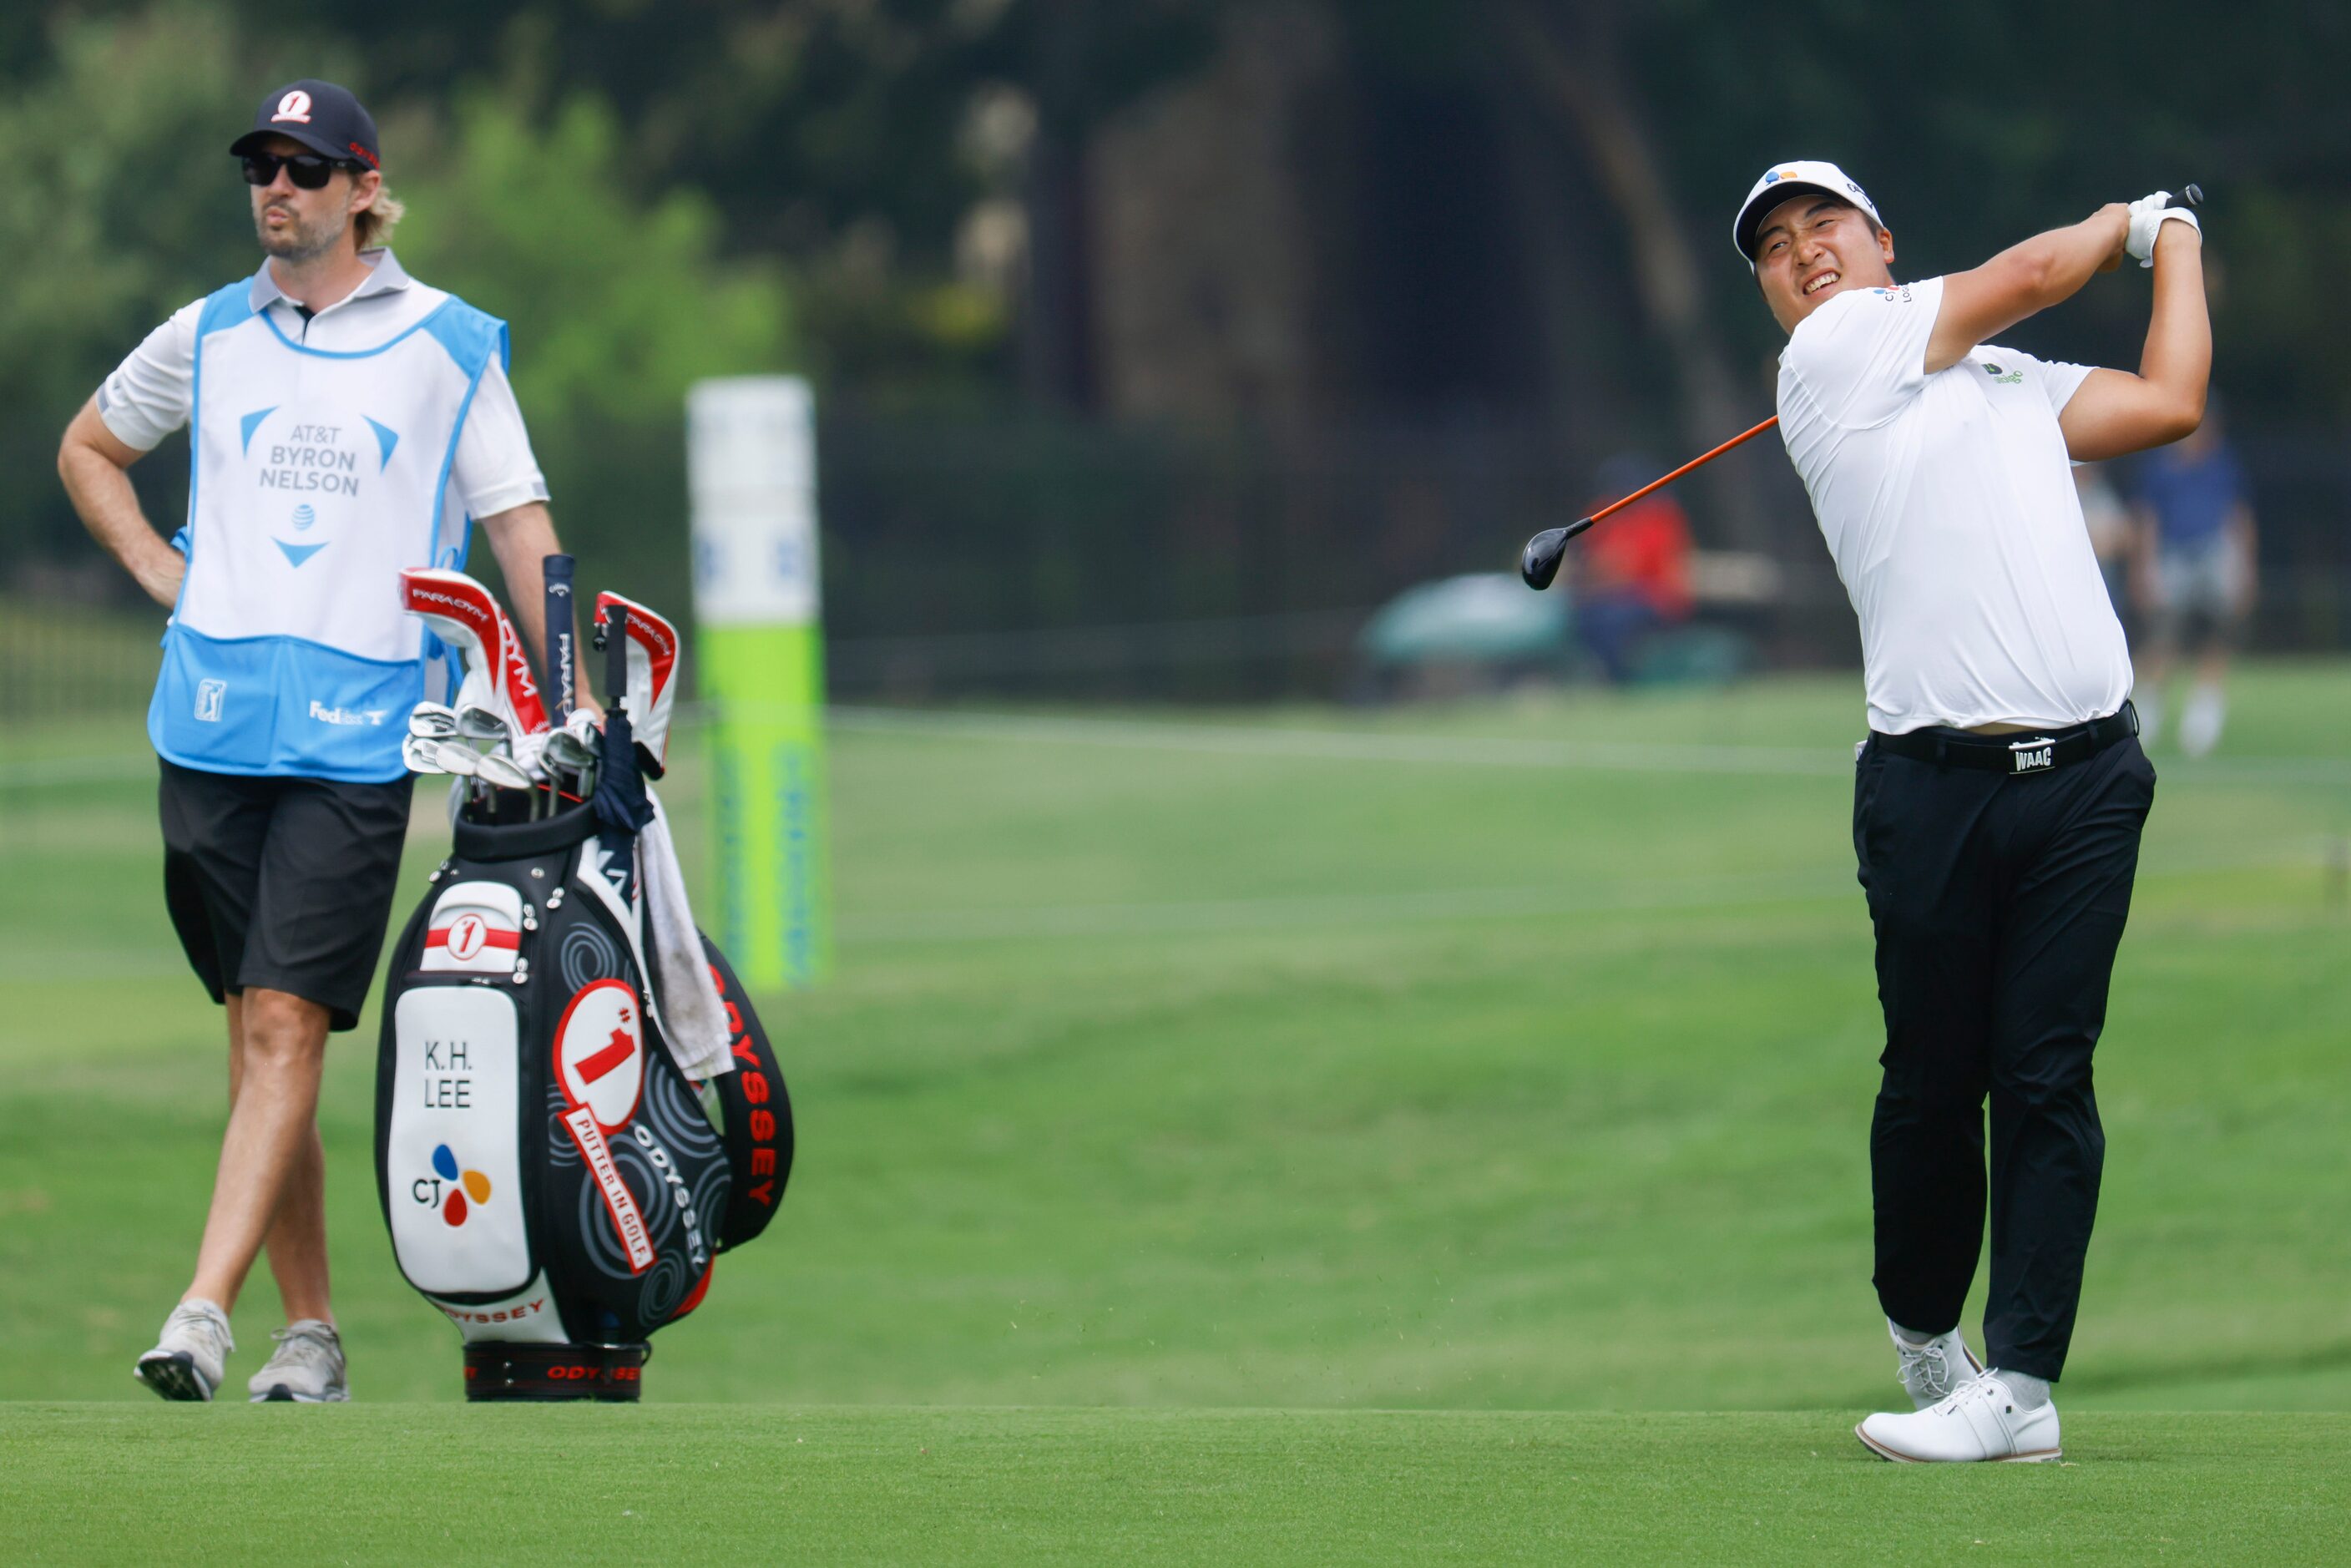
left=374, top=800, right=792, bottom=1401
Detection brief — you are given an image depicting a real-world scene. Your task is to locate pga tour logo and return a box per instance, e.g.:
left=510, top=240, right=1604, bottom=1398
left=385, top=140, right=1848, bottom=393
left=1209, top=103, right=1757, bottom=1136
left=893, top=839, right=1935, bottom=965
left=195, top=679, right=226, bottom=723
left=2010, top=739, right=2055, bottom=773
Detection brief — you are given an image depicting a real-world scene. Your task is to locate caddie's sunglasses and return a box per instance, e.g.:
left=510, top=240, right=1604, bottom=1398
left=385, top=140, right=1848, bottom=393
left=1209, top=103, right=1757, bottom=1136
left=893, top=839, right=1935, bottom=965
left=240, top=152, right=366, bottom=190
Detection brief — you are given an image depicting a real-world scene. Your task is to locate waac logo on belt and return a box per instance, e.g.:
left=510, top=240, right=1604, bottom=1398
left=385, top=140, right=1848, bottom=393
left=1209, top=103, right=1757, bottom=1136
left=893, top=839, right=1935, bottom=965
left=2010, top=738, right=2056, bottom=773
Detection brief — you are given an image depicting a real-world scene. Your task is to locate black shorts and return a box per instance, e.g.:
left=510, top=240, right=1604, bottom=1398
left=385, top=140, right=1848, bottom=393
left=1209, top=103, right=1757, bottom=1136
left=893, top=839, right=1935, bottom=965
left=159, top=759, right=415, bottom=1032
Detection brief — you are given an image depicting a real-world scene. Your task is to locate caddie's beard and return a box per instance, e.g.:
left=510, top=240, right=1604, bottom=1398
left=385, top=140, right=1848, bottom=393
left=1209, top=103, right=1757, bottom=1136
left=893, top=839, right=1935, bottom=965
left=255, top=200, right=349, bottom=264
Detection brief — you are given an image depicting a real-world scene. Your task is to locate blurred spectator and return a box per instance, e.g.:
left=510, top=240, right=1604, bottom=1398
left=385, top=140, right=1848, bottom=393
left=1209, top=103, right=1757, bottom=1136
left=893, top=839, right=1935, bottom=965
left=2073, top=463, right=2132, bottom=620
left=1575, top=453, right=1694, bottom=683
left=2130, top=405, right=2257, bottom=756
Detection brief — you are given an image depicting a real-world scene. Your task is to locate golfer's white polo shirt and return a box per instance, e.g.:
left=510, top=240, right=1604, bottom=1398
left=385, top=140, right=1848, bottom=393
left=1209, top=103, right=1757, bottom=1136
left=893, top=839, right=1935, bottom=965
left=1777, top=276, right=2131, bottom=735
left=96, top=250, right=549, bottom=780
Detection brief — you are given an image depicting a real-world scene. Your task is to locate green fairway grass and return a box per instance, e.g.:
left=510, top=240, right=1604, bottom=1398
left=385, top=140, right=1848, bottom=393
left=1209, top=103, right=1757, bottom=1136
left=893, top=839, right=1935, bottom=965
left=6, top=666, right=2347, bottom=1411
left=5, top=1407, right=2346, bottom=1565
left=3, top=665, right=2348, bottom=1557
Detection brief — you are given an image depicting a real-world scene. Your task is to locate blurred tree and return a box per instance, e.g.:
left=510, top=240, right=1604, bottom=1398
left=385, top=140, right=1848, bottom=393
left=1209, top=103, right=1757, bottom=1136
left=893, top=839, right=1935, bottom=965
left=0, top=3, right=796, bottom=616
left=230, top=0, right=1222, bottom=408
left=389, top=85, right=796, bottom=611
left=10, top=0, right=2351, bottom=609
left=0, top=2, right=281, bottom=580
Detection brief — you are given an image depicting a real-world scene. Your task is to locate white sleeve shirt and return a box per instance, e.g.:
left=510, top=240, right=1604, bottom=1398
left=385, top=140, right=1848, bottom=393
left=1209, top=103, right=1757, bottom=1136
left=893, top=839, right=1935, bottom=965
left=97, top=266, right=549, bottom=521
left=1776, top=276, right=2128, bottom=735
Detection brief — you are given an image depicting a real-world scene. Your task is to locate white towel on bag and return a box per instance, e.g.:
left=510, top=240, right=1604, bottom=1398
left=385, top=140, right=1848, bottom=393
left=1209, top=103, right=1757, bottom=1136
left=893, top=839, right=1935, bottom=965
left=639, top=790, right=735, bottom=1080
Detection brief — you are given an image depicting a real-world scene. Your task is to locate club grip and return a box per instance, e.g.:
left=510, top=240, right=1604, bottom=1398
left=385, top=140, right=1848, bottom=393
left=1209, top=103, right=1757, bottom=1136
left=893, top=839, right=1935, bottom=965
left=541, top=554, right=574, bottom=726
left=603, top=600, right=629, bottom=715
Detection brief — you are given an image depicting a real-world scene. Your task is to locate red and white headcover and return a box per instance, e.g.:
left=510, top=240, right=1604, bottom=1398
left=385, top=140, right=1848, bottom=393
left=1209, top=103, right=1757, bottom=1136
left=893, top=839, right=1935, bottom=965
left=594, top=592, right=679, bottom=774
left=422, top=882, right=524, bottom=974
left=402, top=569, right=549, bottom=735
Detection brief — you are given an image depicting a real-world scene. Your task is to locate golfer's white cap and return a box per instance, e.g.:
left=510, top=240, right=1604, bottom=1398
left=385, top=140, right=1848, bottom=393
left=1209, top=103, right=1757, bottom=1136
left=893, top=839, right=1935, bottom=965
left=1733, top=160, right=1885, bottom=265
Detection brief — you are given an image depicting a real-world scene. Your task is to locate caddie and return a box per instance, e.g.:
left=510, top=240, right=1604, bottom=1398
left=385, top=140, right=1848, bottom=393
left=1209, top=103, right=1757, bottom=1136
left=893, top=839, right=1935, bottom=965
left=57, top=78, right=590, bottom=1402
left=1732, top=163, right=2208, bottom=1461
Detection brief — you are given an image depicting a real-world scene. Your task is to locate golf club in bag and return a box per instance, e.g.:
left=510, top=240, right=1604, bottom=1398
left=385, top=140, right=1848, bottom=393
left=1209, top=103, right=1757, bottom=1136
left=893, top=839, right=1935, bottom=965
left=375, top=579, right=792, bottom=1402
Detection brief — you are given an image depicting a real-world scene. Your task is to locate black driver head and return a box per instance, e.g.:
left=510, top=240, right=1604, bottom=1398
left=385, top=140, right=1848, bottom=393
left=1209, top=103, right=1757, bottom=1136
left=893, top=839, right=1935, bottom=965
left=1519, top=518, right=1590, bottom=590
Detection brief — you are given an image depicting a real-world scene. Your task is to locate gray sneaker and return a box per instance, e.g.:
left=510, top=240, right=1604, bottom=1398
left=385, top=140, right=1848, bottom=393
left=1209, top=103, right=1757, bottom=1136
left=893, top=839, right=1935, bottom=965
left=248, top=1319, right=349, bottom=1403
left=135, top=1298, right=235, bottom=1402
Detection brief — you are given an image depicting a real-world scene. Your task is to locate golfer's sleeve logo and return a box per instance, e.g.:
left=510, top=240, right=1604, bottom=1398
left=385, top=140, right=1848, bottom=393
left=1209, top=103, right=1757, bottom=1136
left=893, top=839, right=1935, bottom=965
left=272, top=89, right=313, bottom=124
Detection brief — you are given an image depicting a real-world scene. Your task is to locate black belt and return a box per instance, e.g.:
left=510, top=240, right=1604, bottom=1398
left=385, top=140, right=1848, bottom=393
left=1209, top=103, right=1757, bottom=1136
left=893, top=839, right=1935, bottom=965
left=1871, top=702, right=2138, bottom=776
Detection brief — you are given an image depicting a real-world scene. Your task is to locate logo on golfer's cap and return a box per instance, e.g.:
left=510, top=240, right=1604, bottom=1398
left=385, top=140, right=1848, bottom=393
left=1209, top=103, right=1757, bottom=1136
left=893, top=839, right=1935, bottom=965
left=272, top=89, right=314, bottom=124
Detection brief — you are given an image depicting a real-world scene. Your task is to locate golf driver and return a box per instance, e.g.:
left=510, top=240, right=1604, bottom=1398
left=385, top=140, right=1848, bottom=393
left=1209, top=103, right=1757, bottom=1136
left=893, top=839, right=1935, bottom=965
left=1519, top=417, right=1781, bottom=590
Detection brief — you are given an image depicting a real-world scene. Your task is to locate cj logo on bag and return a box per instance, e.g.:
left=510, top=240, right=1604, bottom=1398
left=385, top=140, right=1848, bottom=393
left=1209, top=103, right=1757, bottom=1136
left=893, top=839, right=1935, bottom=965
left=195, top=680, right=226, bottom=723
left=414, top=1142, right=493, bottom=1227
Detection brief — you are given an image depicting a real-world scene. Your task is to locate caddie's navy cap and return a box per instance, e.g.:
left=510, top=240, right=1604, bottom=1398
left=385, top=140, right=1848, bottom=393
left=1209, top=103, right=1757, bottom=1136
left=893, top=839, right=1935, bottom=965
left=230, top=80, right=381, bottom=170
left=1733, top=159, right=1883, bottom=266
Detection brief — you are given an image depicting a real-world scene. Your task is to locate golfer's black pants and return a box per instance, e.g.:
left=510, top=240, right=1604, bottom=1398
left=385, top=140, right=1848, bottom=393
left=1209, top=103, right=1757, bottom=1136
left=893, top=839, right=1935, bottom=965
left=1852, top=733, right=2156, bottom=1381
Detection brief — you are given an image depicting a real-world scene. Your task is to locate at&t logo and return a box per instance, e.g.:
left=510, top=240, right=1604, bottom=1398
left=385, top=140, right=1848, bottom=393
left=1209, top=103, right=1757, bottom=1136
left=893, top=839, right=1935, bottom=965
left=414, top=1142, right=493, bottom=1226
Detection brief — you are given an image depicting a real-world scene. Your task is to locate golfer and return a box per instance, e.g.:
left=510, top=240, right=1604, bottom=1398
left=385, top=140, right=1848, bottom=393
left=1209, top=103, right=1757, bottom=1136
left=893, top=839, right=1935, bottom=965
left=1732, top=163, right=2208, bottom=1461
left=57, top=80, right=586, bottom=1401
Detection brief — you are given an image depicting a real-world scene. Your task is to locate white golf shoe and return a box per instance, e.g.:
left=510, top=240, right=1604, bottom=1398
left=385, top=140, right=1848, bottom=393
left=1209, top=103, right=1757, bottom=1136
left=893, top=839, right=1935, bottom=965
left=248, top=1320, right=349, bottom=1403
left=134, top=1298, right=235, bottom=1403
left=1856, top=1371, right=2061, bottom=1464
left=1890, top=1322, right=1984, bottom=1410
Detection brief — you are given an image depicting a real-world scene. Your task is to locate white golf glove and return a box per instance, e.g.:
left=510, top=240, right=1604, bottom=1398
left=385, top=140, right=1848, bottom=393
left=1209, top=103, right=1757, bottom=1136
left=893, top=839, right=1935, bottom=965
left=2126, top=190, right=2200, bottom=268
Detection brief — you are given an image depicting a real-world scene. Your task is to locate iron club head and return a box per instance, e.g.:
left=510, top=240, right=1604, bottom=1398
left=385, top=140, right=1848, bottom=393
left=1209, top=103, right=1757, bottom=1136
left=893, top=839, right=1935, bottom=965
left=429, top=738, right=483, bottom=778
left=408, top=702, right=460, bottom=740
left=402, top=732, right=449, bottom=774
left=473, top=751, right=535, bottom=792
